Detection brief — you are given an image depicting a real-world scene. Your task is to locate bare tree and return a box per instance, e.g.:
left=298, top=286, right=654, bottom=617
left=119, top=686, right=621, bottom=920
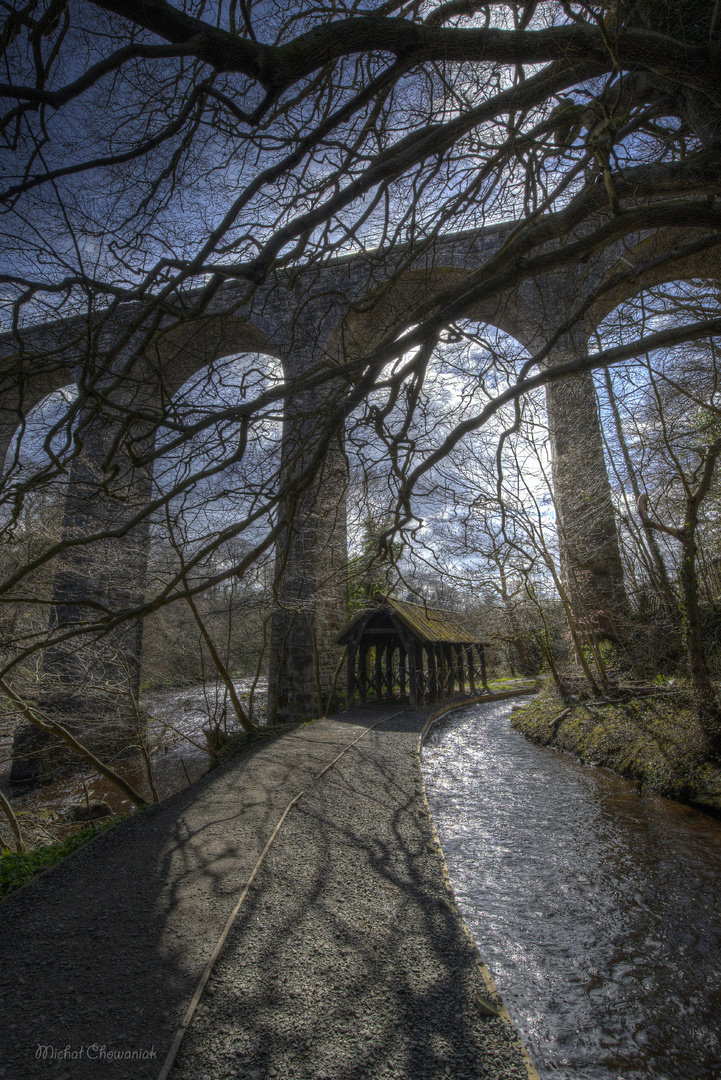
left=0, top=0, right=720, bottom=785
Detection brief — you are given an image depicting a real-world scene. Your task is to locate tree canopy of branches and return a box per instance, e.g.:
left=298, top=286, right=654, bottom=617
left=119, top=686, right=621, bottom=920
left=1, top=0, right=721, bottom=762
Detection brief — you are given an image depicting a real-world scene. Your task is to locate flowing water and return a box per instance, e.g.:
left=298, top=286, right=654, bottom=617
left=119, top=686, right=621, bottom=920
left=0, top=679, right=267, bottom=846
left=422, top=699, right=721, bottom=1080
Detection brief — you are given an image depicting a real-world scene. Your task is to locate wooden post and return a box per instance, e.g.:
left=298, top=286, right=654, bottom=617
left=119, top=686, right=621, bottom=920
left=419, top=645, right=426, bottom=704
left=359, top=640, right=369, bottom=704
left=436, top=644, right=444, bottom=698
left=346, top=637, right=357, bottom=710
left=428, top=643, right=438, bottom=703
left=456, top=643, right=465, bottom=695
left=373, top=643, right=382, bottom=701
left=466, top=644, right=476, bottom=693
left=416, top=642, right=425, bottom=705
left=385, top=642, right=394, bottom=699
left=399, top=646, right=407, bottom=701
left=443, top=644, right=453, bottom=695
left=478, top=643, right=488, bottom=691
left=408, top=641, right=417, bottom=709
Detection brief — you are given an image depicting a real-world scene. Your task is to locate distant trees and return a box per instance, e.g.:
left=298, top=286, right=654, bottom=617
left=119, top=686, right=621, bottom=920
left=595, top=295, right=721, bottom=748
left=356, top=309, right=721, bottom=739
left=141, top=538, right=272, bottom=692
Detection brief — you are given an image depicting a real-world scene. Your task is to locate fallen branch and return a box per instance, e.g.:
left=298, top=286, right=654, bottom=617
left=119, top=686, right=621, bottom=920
left=548, top=707, right=572, bottom=741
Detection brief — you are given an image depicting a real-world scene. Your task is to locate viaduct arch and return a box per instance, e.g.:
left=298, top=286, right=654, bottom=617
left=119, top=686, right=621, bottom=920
left=2, top=221, right=719, bottom=773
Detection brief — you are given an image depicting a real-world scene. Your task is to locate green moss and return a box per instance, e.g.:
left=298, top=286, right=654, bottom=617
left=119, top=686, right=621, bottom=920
left=512, top=685, right=721, bottom=813
left=0, top=816, right=126, bottom=901
left=486, top=677, right=538, bottom=692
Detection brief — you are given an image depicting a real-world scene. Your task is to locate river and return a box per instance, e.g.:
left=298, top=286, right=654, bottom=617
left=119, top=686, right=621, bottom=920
left=0, top=679, right=267, bottom=845
left=421, top=698, right=721, bottom=1080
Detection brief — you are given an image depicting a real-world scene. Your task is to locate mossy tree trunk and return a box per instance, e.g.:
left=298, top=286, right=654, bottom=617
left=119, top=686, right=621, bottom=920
left=638, top=436, right=721, bottom=758
left=677, top=523, right=721, bottom=755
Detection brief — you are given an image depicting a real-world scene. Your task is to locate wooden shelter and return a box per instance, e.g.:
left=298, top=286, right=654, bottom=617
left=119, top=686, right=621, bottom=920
left=337, top=594, right=489, bottom=710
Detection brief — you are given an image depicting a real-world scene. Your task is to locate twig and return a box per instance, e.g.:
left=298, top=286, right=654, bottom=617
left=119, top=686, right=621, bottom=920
left=0, top=787, right=26, bottom=853
left=152, top=716, right=208, bottom=754
left=82, top=779, right=96, bottom=833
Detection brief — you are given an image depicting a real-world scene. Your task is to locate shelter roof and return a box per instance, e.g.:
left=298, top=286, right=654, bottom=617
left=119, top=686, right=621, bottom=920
left=337, top=593, right=484, bottom=646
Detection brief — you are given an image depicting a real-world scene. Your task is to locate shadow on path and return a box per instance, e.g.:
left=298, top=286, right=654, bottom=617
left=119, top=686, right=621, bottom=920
left=0, top=697, right=532, bottom=1080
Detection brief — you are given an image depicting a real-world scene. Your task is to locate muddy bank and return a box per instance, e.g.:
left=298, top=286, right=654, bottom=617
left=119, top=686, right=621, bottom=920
left=512, top=687, right=721, bottom=815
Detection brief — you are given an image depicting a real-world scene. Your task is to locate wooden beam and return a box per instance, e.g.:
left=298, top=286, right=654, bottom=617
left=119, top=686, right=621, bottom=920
left=346, top=637, right=357, bottom=711
left=408, top=642, right=417, bottom=709
left=445, top=643, right=454, bottom=695
left=359, top=641, right=369, bottom=705
left=374, top=644, right=383, bottom=700
left=437, top=643, right=446, bottom=698
left=385, top=642, right=394, bottom=700
left=428, top=643, right=438, bottom=703
left=416, top=642, right=425, bottom=705
left=391, top=616, right=414, bottom=656
left=399, top=646, right=407, bottom=701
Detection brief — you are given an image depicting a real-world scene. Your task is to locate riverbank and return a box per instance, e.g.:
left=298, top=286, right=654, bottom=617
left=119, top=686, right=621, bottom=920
left=0, top=698, right=534, bottom=1080
left=512, top=685, right=721, bottom=815
left=423, top=693, right=721, bottom=1078
left=0, top=677, right=272, bottom=853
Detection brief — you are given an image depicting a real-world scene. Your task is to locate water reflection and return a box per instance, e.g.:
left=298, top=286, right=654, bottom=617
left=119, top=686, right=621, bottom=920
left=422, top=700, right=721, bottom=1080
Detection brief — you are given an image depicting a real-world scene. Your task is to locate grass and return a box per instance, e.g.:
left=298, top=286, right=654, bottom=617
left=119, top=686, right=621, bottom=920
left=486, top=675, right=538, bottom=689
left=512, top=683, right=721, bottom=813
left=0, top=815, right=128, bottom=901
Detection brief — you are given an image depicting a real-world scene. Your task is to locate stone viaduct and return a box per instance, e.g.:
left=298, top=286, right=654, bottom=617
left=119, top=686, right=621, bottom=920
left=1, top=218, right=718, bottom=774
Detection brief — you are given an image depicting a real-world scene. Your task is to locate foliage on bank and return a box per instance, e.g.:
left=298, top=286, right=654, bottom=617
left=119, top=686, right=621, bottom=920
left=512, top=686, right=721, bottom=815
left=0, top=816, right=125, bottom=901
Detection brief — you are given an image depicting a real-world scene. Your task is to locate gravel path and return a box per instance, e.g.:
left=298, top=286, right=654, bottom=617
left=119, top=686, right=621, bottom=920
left=0, top=701, right=535, bottom=1080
